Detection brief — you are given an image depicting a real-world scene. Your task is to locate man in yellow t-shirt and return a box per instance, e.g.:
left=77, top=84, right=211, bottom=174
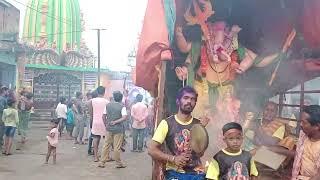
left=253, top=102, right=296, bottom=153
left=254, top=102, right=286, bottom=146
left=148, top=86, right=206, bottom=179
left=245, top=101, right=295, bottom=177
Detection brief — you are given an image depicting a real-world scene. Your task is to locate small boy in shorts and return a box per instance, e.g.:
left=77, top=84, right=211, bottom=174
left=2, top=98, right=19, bottom=155
left=206, top=122, right=258, bottom=180
left=45, top=119, right=59, bottom=164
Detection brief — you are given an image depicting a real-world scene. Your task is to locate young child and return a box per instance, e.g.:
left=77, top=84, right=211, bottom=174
left=206, top=122, right=258, bottom=180
left=45, top=119, right=59, bottom=164
left=2, top=98, right=19, bottom=155
left=66, top=102, right=74, bottom=140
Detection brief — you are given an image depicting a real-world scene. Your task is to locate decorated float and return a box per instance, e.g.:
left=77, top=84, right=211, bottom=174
left=136, top=0, right=320, bottom=179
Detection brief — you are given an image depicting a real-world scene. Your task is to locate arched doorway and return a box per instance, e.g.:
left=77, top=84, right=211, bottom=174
left=33, top=72, right=81, bottom=109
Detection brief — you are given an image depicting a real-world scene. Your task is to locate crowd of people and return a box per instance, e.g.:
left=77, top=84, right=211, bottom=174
left=147, top=86, right=320, bottom=180
left=0, top=86, right=34, bottom=156
left=45, top=86, right=154, bottom=168
left=2, top=83, right=320, bottom=179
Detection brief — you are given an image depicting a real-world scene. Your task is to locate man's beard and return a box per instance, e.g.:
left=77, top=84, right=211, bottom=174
left=180, top=104, right=194, bottom=115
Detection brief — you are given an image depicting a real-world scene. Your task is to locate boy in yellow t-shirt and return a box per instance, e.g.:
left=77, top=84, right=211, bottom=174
left=206, top=122, right=258, bottom=180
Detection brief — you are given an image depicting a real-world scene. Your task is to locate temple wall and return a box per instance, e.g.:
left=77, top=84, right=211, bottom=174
left=22, top=68, right=126, bottom=104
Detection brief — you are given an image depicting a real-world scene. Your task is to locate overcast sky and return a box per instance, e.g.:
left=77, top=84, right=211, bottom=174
left=7, top=0, right=147, bottom=71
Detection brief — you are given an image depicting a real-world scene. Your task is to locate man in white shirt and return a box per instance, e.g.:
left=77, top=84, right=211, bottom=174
left=55, top=97, right=67, bottom=137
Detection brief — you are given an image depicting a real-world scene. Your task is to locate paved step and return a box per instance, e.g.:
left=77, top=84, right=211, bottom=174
left=31, top=116, right=52, bottom=121
left=30, top=109, right=53, bottom=128
left=31, top=115, right=51, bottom=119
left=32, top=114, right=51, bottom=118
left=30, top=121, right=50, bottom=129
left=33, top=109, right=53, bottom=112
left=31, top=121, right=50, bottom=125
left=30, top=109, right=53, bottom=121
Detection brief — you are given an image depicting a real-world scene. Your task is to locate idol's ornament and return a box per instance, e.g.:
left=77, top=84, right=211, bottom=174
left=174, top=0, right=295, bottom=119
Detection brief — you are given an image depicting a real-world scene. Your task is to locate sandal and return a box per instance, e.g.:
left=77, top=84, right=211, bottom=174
left=98, top=164, right=105, bottom=168
left=116, top=164, right=126, bottom=169
left=105, top=159, right=115, bottom=162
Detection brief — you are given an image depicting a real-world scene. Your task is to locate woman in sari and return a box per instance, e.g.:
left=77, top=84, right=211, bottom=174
left=17, top=92, right=33, bottom=144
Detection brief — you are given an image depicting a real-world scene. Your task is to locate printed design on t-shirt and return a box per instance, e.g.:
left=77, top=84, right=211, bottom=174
left=227, top=161, right=249, bottom=180
left=174, top=129, right=191, bottom=154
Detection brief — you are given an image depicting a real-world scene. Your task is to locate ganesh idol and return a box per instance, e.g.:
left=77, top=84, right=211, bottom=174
left=174, top=0, right=295, bottom=119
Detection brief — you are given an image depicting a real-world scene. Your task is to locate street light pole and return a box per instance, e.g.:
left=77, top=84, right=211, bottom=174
left=92, top=28, right=106, bottom=86
left=97, top=29, right=101, bottom=86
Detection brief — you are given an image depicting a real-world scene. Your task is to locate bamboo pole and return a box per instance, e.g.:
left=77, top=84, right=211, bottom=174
left=279, top=92, right=284, bottom=117
left=152, top=61, right=167, bottom=180
left=155, top=61, right=167, bottom=130
left=298, top=66, right=305, bottom=135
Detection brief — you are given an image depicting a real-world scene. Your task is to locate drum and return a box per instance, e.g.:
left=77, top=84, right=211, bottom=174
left=190, top=124, right=209, bottom=154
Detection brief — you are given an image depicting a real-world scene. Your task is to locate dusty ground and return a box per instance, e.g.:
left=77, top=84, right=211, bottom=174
left=0, top=122, right=152, bottom=180
left=0, top=121, right=286, bottom=180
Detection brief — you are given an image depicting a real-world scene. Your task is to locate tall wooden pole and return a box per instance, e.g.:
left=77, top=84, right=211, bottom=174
left=153, top=61, right=167, bottom=180
left=155, top=61, right=167, bottom=127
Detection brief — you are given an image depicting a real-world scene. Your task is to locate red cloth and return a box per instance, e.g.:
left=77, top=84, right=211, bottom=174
left=136, top=0, right=172, bottom=95
left=302, top=0, right=320, bottom=48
